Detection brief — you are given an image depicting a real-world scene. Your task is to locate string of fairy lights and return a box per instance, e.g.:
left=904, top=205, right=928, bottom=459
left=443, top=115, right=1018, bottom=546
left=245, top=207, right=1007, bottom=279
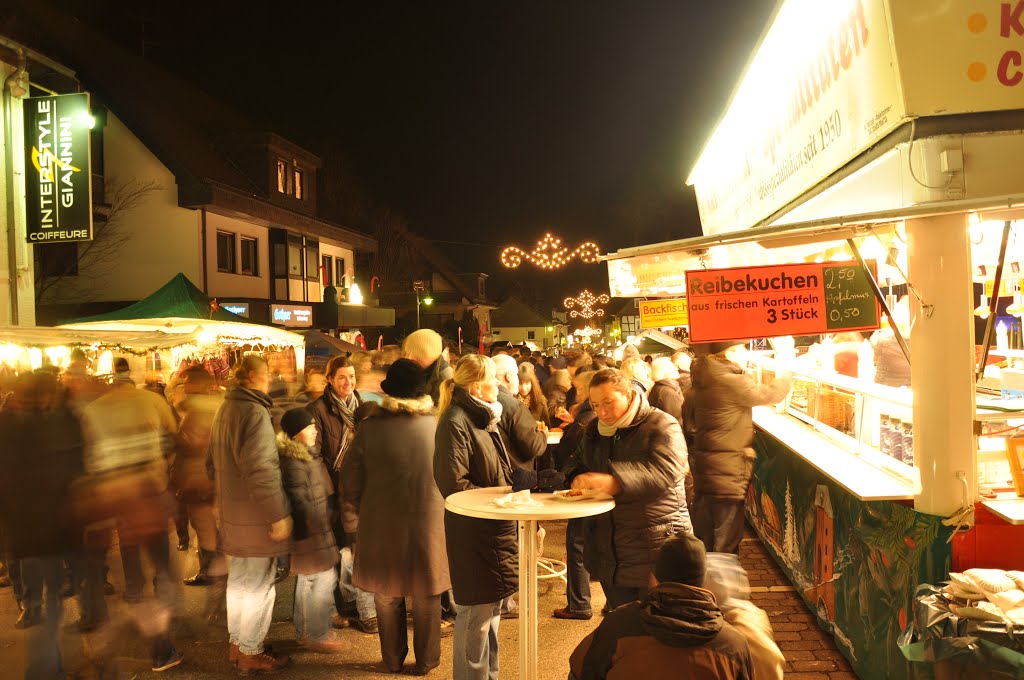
left=500, top=233, right=600, bottom=270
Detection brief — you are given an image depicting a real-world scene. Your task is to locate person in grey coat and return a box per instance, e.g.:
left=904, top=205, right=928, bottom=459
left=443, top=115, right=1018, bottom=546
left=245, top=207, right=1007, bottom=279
left=342, top=359, right=451, bottom=675
left=564, top=368, right=693, bottom=611
left=207, top=356, right=293, bottom=674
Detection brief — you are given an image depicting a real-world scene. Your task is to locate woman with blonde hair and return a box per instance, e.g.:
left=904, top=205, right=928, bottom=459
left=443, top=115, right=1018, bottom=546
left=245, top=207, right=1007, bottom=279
left=620, top=357, right=654, bottom=393
left=433, top=354, right=518, bottom=680
left=516, top=362, right=548, bottom=424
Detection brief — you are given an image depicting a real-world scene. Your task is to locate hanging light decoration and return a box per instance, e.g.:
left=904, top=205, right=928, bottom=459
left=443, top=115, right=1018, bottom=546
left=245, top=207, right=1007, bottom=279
left=564, top=289, right=610, bottom=319
left=573, top=326, right=603, bottom=344
left=500, top=233, right=600, bottom=270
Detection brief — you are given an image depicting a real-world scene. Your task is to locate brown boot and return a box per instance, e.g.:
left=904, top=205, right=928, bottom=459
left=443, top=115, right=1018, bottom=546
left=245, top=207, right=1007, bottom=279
left=236, top=650, right=290, bottom=675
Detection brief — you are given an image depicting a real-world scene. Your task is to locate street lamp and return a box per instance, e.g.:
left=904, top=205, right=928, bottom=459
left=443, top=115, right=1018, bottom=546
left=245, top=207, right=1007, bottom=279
left=417, top=292, right=433, bottom=329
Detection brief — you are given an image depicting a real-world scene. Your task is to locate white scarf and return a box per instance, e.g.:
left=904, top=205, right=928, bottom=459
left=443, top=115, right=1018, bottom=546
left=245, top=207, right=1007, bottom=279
left=470, top=394, right=503, bottom=432
left=597, top=389, right=641, bottom=437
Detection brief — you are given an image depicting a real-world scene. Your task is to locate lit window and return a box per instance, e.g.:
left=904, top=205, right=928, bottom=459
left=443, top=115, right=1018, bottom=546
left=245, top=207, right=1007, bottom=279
left=528, top=330, right=536, bottom=340
left=294, top=168, right=304, bottom=199
left=305, top=242, right=319, bottom=279
left=240, top=237, right=258, bottom=276
left=216, top=232, right=236, bottom=273
left=336, top=258, right=346, bottom=289
left=276, top=160, right=289, bottom=194
left=288, top=242, right=302, bottom=277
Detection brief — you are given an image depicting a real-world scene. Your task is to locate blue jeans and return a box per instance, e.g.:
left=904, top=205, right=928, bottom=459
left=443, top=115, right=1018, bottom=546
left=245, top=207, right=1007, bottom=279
left=565, top=519, right=592, bottom=614
left=294, top=567, right=337, bottom=643
left=338, top=547, right=376, bottom=620
left=226, top=556, right=276, bottom=655
left=453, top=600, right=501, bottom=680
left=22, top=555, right=65, bottom=680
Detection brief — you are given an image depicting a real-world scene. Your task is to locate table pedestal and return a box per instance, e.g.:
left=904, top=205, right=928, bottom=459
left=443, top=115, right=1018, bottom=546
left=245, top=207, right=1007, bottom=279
left=518, top=519, right=539, bottom=680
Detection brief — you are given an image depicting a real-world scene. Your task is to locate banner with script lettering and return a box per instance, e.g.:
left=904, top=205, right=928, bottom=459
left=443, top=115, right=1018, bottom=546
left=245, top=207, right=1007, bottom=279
left=23, top=93, right=94, bottom=244
left=685, top=260, right=881, bottom=342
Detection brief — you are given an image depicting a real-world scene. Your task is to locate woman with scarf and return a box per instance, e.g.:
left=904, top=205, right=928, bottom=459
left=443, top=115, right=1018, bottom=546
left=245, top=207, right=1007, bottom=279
left=564, top=368, right=692, bottom=611
left=433, top=354, right=517, bottom=680
left=306, top=355, right=377, bottom=632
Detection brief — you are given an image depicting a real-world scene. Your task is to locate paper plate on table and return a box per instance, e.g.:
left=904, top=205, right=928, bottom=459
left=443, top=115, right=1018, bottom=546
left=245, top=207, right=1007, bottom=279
left=552, top=489, right=603, bottom=502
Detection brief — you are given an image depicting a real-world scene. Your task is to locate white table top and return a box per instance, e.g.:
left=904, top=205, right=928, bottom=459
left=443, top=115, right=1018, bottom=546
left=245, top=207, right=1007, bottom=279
left=983, top=492, right=1024, bottom=525
left=753, top=407, right=917, bottom=501
left=445, top=486, right=615, bottom=521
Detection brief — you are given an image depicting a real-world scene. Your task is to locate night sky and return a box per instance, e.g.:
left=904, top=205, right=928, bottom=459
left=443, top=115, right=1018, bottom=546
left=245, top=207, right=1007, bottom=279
left=51, top=0, right=777, bottom=307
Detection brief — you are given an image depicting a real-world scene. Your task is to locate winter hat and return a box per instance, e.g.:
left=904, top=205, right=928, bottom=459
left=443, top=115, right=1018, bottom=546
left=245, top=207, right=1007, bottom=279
left=381, top=358, right=428, bottom=399
left=281, top=407, right=315, bottom=439
left=654, top=533, right=707, bottom=587
left=621, top=343, right=640, bottom=360
left=707, top=339, right=747, bottom=355
left=114, top=358, right=130, bottom=374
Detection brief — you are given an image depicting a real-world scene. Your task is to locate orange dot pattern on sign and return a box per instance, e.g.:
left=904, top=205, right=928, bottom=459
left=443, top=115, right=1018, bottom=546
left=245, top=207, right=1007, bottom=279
left=564, top=289, right=610, bottom=319
left=500, top=233, right=600, bottom=270
left=967, top=62, right=987, bottom=81
left=967, top=12, right=987, bottom=33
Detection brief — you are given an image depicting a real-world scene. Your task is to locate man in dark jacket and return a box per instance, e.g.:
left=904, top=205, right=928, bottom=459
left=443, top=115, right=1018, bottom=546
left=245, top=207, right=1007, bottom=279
left=208, top=356, right=293, bottom=673
left=569, top=533, right=753, bottom=680
left=306, top=355, right=376, bottom=631
left=404, top=329, right=453, bottom=405
left=565, top=369, right=692, bottom=610
left=685, top=341, right=791, bottom=555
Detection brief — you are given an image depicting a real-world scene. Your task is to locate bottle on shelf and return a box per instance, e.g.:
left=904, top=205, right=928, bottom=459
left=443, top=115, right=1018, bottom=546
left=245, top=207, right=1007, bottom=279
left=997, top=320, right=1010, bottom=352
left=879, top=414, right=891, bottom=457
left=889, top=416, right=904, bottom=462
left=901, top=420, right=915, bottom=466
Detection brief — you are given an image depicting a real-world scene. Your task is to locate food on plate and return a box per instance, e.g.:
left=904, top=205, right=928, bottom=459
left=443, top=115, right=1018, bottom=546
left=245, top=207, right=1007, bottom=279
left=555, top=489, right=585, bottom=497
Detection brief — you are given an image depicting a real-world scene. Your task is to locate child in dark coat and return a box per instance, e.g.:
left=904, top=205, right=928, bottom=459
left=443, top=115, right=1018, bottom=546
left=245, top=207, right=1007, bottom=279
left=277, top=408, right=347, bottom=654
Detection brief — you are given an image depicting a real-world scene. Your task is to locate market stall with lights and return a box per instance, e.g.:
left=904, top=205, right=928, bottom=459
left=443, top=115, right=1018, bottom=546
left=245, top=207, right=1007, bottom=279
left=603, top=1, right=1024, bottom=677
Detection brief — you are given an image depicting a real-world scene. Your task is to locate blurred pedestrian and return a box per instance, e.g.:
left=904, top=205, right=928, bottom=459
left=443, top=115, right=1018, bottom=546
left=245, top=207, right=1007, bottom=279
left=208, top=356, right=293, bottom=673
left=568, top=534, right=753, bottom=680
left=564, top=369, right=692, bottom=610
left=545, top=369, right=572, bottom=428
left=0, top=372, right=87, bottom=678
left=672, top=350, right=693, bottom=395
left=342, top=359, right=450, bottom=675
left=685, top=341, right=791, bottom=554
left=404, top=329, right=453, bottom=405
left=277, top=408, right=347, bottom=654
left=649, top=357, right=684, bottom=425
left=620, top=357, right=653, bottom=394
left=434, top=355, right=517, bottom=680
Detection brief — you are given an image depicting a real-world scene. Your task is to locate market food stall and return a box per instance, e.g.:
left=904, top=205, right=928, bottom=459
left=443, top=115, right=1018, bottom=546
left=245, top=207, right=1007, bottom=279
left=603, top=1, right=1024, bottom=678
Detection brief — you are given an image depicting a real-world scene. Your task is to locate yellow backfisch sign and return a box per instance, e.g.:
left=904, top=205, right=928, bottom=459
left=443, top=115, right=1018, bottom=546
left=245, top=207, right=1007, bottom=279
left=639, top=298, right=689, bottom=329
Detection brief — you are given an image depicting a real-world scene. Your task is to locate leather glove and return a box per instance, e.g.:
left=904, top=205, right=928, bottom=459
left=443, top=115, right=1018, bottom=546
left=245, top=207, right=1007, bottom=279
left=511, top=468, right=538, bottom=492
left=538, top=469, right=566, bottom=493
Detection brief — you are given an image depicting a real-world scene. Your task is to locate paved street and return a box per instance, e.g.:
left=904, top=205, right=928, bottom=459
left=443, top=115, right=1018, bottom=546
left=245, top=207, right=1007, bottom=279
left=0, top=522, right=854, bottom=679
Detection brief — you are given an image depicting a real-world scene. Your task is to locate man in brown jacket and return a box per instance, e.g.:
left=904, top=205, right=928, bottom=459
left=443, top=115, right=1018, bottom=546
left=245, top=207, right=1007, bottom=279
left=569, top=533, right=752, bottom=680
left=208, top=356, right=293, bottom=673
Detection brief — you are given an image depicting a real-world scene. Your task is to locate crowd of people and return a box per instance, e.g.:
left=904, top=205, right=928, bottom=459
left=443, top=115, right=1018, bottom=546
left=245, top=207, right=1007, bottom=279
left=0, top=331, right=795, bottom=680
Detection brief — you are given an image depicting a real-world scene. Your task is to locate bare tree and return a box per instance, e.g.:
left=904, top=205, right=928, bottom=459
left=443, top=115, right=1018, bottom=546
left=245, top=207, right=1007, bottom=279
left=35, top=178, right=161, bottom=303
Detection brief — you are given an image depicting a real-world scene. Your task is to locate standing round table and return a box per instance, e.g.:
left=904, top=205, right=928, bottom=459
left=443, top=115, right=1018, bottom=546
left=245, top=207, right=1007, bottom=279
left=444, top=486, right=614, bottom=680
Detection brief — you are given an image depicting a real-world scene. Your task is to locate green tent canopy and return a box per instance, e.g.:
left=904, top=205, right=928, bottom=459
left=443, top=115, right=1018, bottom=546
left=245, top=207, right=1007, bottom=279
left=70, top=273, right=251, bottom=324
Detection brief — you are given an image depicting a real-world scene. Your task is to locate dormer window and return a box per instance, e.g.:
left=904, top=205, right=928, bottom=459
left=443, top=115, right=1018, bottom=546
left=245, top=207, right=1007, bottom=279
left=276, top=159, right=306, bottom=200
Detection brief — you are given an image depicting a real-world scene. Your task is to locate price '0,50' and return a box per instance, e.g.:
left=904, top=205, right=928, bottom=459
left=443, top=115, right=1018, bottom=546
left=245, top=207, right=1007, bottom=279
left=830, top=307, right=860, bottom=322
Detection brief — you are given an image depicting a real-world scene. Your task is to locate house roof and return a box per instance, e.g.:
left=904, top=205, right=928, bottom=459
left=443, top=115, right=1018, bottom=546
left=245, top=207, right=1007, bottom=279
left=491, top=297, right=550, bottom=328
left=392, top=222, right=494, bottom=306
left=5, top=0, right=375, bottom=250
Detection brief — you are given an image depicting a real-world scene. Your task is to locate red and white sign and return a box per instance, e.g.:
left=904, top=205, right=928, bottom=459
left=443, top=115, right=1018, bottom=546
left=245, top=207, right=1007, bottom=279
left=685, top=261, right=881, bottom=343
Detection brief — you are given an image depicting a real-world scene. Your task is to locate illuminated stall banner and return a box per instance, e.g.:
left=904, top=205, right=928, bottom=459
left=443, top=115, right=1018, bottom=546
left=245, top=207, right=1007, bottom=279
left=270, top=304, right=313, bottom=328
left=23, top=93, right=94, bottom=244
left=685, top=260, right=880, bottom=343
left=639, top=298, right=688, bottom=329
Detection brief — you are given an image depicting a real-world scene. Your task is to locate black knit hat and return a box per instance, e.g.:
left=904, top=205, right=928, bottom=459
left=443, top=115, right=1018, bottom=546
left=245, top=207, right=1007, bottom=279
left=654, top=533, right=707, bottom=587
left=280, top=407, right=315, bottom=439
left=381, top=358, right=428, bottom=399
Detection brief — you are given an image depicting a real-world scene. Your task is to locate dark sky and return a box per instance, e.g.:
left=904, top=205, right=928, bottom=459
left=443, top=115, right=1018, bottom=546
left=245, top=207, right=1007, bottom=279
left=52, top=0, right=777, bottom=306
